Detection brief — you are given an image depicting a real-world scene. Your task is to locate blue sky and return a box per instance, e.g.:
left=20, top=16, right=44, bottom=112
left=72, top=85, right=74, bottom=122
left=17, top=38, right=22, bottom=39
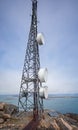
left=0, top=0, right=78, bottom=94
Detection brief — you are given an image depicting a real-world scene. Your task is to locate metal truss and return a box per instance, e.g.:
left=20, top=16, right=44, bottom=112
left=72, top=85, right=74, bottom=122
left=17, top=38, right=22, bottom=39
left=18, top=0, right=43, bottom=119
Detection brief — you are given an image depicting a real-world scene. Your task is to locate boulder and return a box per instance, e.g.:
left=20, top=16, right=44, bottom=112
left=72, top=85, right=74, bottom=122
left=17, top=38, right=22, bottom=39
left=4, top=104, right=19, bottom=115
left=3, top=113, right=11, bottom=120
left=0, top=111, right=11, bottom=120
left=0, top=118, right=4, bottom=124
left=0, top=102, right=19, bottom=125
left=0, top=103, right=5, bottom=111
left=0, top=111, right=4, bottom=118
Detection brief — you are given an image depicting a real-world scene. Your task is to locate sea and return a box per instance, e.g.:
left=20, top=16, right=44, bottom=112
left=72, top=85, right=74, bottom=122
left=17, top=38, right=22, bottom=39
left=0, top=94, right=78, bottom=114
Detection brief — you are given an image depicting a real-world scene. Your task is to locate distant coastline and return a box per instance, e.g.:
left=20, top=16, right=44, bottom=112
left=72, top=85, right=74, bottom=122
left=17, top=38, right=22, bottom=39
left=1, top=93, right=78, bottom=99
left=48, top=96, right=78, bottom=99
left=48, top=93, right=78, bottom=99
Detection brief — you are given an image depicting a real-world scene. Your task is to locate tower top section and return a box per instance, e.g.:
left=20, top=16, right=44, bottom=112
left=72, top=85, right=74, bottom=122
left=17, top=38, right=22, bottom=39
left=32, top=0, right=37, bottom=3
left=32, top=0, right=37, bottom=16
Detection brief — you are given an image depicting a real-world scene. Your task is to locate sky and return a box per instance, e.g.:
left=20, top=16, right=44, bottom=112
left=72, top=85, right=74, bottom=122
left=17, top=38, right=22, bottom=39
left=0, top=0, right=78, bottom=94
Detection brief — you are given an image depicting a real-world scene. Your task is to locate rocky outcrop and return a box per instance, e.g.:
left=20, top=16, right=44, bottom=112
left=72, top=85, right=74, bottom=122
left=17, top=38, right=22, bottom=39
left=0, top=102, right=18, bottom=124
left=0, top=103, right=78, bottom=130
left=37, top=110, right=78, bottom=130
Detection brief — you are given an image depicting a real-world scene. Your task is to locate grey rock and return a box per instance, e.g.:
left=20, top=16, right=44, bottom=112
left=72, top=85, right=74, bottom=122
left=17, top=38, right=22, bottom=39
left=0, top=103, right=5, bottom=111
left=0, top=118, right=4, bottom=124
left=4, top=103, right=19, bottom=116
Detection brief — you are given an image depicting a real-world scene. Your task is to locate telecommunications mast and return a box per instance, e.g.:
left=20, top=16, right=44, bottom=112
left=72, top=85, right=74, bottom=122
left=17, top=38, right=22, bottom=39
left=18, top=0, right=48, bottom=119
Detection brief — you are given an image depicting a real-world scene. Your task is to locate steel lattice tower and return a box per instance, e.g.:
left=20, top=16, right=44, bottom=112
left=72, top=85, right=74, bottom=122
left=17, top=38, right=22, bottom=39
left=18, top=0, right=43, bottom=119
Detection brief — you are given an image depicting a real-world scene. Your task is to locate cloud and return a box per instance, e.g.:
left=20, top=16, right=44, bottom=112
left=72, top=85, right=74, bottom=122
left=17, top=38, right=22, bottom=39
left=0, top=70, right=21, bottom=94
left=0, top=0, right=78, bottom=94
left=47, top=68, right=78, bottom=94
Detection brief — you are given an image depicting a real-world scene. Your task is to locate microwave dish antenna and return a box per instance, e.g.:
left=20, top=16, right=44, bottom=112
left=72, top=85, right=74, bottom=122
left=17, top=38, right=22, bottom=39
left=36, top=33, right=45, bottom=45
left=38, top=68, right=48, bottom=82
left=39, top=86, right=48, bottom=99
left=18, top=0, right=48, bottom=120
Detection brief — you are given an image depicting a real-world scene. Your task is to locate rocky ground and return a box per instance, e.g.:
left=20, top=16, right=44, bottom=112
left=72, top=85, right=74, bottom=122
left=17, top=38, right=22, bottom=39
left=0, top=102, right=78, bottom=130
